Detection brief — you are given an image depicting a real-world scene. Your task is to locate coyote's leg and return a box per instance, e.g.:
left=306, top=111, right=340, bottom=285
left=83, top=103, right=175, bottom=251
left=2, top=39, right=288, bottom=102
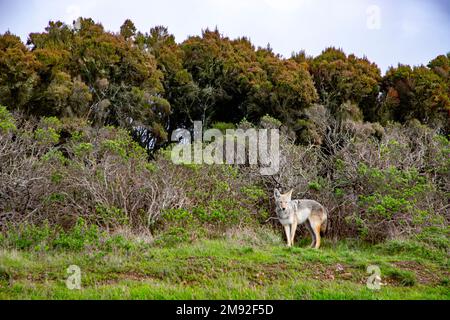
left=284, top=225, right=291, bottom=247
left=306, top=219, right=316, bottom=248
left=309, top=216, right=322, bottom=249
left=314, top=224, right=321, bottom=249
left=290, top=219, right=298, bottom=247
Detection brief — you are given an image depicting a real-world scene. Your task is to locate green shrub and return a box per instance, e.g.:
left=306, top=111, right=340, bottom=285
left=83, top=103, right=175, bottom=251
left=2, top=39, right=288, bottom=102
left=308, top=181, right=321, bottom=191
left=100, top=128, right=147, bottom=161
left=260, top=115, right=282, bottom=129
left=145, top=162, right=157, bottom=172
left=42, top=149, right=69, bottom=164
left=53, top=218, right=102, bottom=250
left=0, top=105, right=16, bottom=132
left=154, top=226, right=190, bottom=247
left=212, top=122, right=235, bottom=133
left=34, top=117, right=62, bottom=145
left=161, top=208, right=194, bottom=223
left=415, top=226, right=450, bottom=251
left=0, top=220, right=155, bottom=253
left=44, top=192, right=66, bottom=204
left=34, top=127, right=60, bottom=145
left=102, top=233, right=147, bottom=252
left=241, top=185, right=265, bottom=201
left=73, top=142, right=93, bottom=157
left=3, top=223, right=53, bottom=250
left=95, top=205, right=129, bottom=228
left=351, top=166, right=438, bottom=241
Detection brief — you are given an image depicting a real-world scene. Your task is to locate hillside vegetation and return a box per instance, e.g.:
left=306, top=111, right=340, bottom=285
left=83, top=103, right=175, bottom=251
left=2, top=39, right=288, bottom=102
left=0, top=18, right=449, bottom=299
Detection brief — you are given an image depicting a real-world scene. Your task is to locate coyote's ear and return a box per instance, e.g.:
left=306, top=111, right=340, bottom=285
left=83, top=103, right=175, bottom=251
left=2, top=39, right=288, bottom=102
left=274, top=188, right=281, bottom=198
left=286, top=189, right=293, bottom=198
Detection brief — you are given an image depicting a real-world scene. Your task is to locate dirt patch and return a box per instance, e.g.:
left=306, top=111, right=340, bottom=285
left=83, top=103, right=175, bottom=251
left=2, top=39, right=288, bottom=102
left=246, top=262, right=292, bottom=286
left=307, top=263, right=360, bottom=282
left=93, top=271, right=157, bottom=286
left=391, top=261, right=448, bottom=285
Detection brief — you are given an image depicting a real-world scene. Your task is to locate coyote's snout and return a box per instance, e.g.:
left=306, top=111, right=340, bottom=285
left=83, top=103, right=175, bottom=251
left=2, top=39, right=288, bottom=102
left=274, top=188, right=328, bottom=249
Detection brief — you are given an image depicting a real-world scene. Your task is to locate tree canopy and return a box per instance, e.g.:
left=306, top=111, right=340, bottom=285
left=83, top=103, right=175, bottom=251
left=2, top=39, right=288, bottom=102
left=1, top=18, right=448, bottom=151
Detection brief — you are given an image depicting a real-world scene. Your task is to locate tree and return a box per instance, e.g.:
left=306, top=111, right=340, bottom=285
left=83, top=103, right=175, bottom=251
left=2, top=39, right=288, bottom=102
left=25, top=19, right=170, bottom=148
left=381, top=63, right=450, bottom=132
left=428, top=53, right=450, bottom=81
left=138, top=26, right=196, bottom=132
left=0, top=32, right=40, bottom=110
left=120, top=19, right=137, bottom=40
left=180, top=29, right=318, bottom=135
left=181, top=29, right=269, bottom=127
left=310, top=47, right=381, bottom=121
left=256, top=48, right=318, bottom=122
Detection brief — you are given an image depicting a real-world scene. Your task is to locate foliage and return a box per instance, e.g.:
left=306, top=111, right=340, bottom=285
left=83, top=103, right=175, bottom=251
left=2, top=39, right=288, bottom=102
left=0, top=105, right=16, bottom=132
left=310, top=47, right=381, bottom=121
left=1, top=21, right=449, bottom=150
left=245, top=118, right=449, bottom=243
left=381, top=63, right=450, bottom=132
left=0, top=19, right=448, bottom=250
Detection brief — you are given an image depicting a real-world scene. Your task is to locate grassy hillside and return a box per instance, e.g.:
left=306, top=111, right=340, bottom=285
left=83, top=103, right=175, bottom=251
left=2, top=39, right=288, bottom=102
left=1, top=16, right=449, bottom=302
left=1, top=109, right=449, bottom=300
left=1, top=228, right=448, bottom=300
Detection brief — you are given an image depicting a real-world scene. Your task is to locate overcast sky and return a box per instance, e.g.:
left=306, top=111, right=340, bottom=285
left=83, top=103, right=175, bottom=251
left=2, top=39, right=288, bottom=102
left=0, top=0, right=449, bottom=73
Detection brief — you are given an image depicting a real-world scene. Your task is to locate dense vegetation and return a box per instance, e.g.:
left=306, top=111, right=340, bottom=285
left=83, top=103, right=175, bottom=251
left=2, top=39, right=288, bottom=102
left=0, top=18, right=449, bottom=299
left=1, top=18, right=448, bottom=145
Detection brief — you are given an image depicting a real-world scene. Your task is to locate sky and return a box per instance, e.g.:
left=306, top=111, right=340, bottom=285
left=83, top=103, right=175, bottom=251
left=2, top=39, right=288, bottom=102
left=0, top=0, right=449, bottom=73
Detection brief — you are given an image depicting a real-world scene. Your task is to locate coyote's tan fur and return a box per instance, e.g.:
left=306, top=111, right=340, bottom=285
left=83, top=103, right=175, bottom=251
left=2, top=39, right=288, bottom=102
left=274, top=189, right=328, bottom=249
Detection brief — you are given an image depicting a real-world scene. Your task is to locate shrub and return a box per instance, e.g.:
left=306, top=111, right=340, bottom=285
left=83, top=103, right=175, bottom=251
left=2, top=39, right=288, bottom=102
left=245, top=117, right=448, bottom=243
left=0, top=219, right=154, bottom=252
left=34, top=117, right=62, bottom=145
left=154, top=226, right=190, bottom=247
left=53, top=218, right=101, bottom=250
left=0, top=111, right=448, bottom=247
left=212, top=122, right=235, bottom=133
left=3, top=223, right=53, bottom=250
left=0, top=105, right=16, bottom=132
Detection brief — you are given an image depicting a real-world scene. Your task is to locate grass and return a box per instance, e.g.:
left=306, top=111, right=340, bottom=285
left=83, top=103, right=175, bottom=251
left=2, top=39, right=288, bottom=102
left=0, top=228, right=449, bottom=300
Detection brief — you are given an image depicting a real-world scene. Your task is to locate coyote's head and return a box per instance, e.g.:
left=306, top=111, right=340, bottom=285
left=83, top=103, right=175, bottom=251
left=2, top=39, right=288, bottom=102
left=274, top=188, right=293, bottom=214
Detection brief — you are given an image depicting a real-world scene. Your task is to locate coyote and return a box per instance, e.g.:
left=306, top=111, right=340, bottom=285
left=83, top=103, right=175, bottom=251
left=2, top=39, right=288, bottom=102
left=274, top=188, right=328, bottom=249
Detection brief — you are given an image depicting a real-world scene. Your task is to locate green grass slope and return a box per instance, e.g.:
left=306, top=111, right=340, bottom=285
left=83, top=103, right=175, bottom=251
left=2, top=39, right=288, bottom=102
left=1, top=234, right=448, bottom=300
